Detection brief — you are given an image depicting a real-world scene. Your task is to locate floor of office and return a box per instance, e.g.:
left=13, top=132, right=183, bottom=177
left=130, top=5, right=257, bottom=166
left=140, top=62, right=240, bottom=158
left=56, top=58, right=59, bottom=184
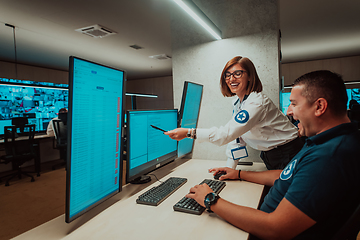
left=1, top=160, right=359, bottom=240
left=0, top=159, right=66, bottom=240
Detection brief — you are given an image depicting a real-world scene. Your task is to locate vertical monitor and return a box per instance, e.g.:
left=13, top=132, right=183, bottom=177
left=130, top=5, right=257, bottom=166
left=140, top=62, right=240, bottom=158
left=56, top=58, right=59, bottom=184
left=279, top=91, right=291, bottom=114
left=126, top=109, right=178, bottom=183
left=66, top=57, right=125, bottom=223
left=177, top=81, right=203, bottom=158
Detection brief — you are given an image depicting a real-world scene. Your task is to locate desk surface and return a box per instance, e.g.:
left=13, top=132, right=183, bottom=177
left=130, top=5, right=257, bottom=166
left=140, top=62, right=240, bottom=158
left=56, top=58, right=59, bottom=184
left=0, top=133, right=51, bottom=143
left=13, top=159, right=266, bottom=240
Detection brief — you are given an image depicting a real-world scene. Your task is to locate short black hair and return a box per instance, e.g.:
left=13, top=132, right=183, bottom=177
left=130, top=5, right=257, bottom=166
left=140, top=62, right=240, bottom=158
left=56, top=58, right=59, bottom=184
left=293, top=70, right=348, bottom=117
left=59, top=108, right=67, bottom=113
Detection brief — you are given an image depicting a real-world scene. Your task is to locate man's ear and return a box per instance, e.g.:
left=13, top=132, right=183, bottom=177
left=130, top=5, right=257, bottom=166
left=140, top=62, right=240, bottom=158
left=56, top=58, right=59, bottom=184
left=314, top=98, right=327, bottom=117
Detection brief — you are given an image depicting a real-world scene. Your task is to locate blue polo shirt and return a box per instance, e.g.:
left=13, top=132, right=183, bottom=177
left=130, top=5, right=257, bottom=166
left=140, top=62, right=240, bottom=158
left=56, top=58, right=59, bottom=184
left=260, top=122, right=360, bottom=239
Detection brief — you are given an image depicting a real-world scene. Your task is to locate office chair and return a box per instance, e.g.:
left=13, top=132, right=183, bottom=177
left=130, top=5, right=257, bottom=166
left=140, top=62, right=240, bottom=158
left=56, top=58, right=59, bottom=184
left=52, top=117, right=67, bottom=170
left=348, top=105, right=360, bottom=129
left=11, top=117, right=28, bottom=135
left=331, top=202, right=360, bottom=240
left=0, top=124, right=37, bottom=186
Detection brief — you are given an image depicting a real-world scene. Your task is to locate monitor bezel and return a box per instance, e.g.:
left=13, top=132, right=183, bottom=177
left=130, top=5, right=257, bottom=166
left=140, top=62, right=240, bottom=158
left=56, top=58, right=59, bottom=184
left=177, top=81, right=203, bottom=159
left=65, top=56, right=126, bottom=223
left=126, top=109, right=178, bottom=184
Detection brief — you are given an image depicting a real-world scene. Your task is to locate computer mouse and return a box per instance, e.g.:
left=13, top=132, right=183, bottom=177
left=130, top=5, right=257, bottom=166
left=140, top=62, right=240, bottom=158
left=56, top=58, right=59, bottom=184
left=214, top=171, right=226, bottom=180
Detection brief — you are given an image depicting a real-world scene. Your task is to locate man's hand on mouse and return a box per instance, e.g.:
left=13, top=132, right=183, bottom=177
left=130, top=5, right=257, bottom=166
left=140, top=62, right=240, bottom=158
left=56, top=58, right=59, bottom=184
left=185, top=183, right=213, bottom=207
left=209, top=167, right=239, bottom=181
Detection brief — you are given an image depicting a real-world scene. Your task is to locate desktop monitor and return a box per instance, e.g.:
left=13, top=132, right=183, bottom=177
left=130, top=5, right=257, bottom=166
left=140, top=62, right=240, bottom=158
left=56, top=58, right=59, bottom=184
left=279, top=91, right=291, bottom=115
left=280, top=88, right=359, bottom=114
left=66, top=56, right=126, bottom=223
left=126, top=109, right=178, bottom=184
left=177, top=81, right=203, bottom=158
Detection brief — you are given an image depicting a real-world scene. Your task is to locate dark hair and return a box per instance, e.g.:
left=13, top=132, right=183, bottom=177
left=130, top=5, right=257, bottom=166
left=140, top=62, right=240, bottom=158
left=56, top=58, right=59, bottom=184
left=220, top=56, right=263, bottom=97
left=293, top=70, right=348, bottom=117
left=59, top=108, right=67, bottom=113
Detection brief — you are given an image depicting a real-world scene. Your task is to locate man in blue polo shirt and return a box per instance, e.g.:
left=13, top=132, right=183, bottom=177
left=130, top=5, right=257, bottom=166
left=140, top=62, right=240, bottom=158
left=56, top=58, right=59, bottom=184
left=186, top=70, right=360, bottom=239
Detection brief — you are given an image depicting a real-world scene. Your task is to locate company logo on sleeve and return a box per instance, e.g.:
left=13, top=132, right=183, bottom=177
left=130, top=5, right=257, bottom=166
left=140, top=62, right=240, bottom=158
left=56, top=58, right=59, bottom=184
left=280, top=159, right=297, bottom=180
left=234, top=110, right=249, bottom=124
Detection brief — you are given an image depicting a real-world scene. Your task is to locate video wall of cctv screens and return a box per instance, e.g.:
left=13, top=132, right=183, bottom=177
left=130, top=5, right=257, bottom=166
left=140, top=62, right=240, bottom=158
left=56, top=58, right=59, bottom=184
left=0, top=78, right=68, bottom=135
left=126, top=109, right=178, bottom=184
left=66, top=56, right=126, bottom=223
left=177, top=81, right=203, bottom=158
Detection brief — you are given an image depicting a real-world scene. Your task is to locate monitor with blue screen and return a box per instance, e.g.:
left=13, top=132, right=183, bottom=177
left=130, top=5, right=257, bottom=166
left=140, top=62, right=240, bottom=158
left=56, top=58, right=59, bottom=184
left=66, top=56, right=126, bottom=223
left=126, top=109, right=178, bottom=184
left=347, top=88, right=360, bottom=107
left=280, top=88, right=360, bottom=115
left=279, top=91, right=291, bottom=114
left=177, top=81, right=203, bottom=158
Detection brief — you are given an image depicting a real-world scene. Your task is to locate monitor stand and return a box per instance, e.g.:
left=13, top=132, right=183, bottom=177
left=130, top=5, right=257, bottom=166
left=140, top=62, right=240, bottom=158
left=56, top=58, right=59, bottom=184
left=130, top=175, right=151, bottom=184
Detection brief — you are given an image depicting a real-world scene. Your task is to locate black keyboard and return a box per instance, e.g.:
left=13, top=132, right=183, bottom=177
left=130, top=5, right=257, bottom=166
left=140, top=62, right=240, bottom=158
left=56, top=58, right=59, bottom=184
left=136, top=177, right=187, bottom=206
left=173, top=179, right=226, bottom=215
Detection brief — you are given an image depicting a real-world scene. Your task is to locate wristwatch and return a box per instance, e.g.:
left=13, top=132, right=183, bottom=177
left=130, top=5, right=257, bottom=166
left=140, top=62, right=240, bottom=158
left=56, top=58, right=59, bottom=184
left=186, top=128, right=192, bottom=138
left=204, top=192, right=220, bottom=213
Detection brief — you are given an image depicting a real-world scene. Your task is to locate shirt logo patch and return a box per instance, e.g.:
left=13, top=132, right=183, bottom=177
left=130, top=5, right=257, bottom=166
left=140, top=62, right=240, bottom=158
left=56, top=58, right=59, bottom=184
left=280, top=159, right=297, bottom=180
left=234, top=110, right=249, bottom=124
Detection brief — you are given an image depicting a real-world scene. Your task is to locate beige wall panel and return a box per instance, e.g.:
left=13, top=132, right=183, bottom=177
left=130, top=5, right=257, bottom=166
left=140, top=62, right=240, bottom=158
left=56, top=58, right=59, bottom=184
left=0, top=61, right=68, bottom=84
left=282, top=55, right=360, bottom=84
left=341, top=56, right=360, bottom=81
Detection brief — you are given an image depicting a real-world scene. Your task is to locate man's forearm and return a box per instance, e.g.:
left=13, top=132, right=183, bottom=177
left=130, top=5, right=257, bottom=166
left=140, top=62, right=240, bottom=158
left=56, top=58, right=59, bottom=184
left=240, top=170, right=281, bottom=186
left=211, top=198, right=278, bottom=239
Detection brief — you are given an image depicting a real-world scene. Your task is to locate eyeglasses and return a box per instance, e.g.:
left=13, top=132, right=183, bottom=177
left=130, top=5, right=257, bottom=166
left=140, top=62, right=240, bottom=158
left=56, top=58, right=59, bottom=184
left=224, top=70, right=246, bottom=80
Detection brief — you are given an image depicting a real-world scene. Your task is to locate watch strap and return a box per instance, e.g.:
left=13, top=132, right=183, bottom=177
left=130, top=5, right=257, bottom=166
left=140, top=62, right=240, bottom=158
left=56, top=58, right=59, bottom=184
left=186, top=128, right=191, bottom=138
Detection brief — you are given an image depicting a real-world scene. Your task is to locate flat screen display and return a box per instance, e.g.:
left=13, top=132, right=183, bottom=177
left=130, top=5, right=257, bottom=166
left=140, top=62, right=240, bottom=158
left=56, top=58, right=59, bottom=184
left=127, top=109, right=178, bottom=183
left=177, top=81, right=203, bottom=158
left=0, top=78, right=68, bottom=134
left=280, top=88, right=360, bottom=115
left=347, top=88, right=360, bottom=107
left=279, top=91, right=291, bottom=114
left=66, top=56, right=125, bottom=223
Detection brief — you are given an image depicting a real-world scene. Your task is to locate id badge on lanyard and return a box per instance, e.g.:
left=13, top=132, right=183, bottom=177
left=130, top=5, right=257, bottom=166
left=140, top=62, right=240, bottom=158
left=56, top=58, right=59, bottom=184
left=231, top=146, right=248, bottom=160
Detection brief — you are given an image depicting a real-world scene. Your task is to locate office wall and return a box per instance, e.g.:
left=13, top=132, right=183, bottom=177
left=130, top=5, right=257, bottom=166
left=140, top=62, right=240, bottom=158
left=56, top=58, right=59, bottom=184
left=0, top=60, right=68, bottom=84
left=282, top=55, right=360, bottom=86
left=171, top=0, right=280, bottom=162
left=125, top=76, right=173, bottom=111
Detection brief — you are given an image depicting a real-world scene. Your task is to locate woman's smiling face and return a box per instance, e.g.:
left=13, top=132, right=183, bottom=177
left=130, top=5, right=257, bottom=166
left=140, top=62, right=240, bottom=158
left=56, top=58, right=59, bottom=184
left=225, top=63, right=249, bottom=99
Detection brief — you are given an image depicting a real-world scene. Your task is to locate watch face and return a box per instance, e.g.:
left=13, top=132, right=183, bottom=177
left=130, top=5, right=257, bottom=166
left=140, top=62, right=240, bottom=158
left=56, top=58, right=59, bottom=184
left=204, top=192, right=219, bottom=213
left=207, top=193, right=215, bottom=201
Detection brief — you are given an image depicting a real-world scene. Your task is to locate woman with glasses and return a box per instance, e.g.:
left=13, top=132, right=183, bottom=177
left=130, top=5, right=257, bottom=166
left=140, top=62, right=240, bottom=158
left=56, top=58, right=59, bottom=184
left=165, top=56, right=303, bottom=170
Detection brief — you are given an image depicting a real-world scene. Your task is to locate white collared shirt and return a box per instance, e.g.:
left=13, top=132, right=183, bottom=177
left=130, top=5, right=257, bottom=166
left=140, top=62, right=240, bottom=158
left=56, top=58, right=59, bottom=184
left=196, top=92, right=298, bottom=151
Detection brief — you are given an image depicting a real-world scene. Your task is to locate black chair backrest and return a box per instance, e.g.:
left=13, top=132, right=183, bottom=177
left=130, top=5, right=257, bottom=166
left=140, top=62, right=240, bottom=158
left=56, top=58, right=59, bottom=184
left=58, top=112, right=68, bottom=125
left=331, top=202, right=360, bottom=240
left=11, top=117, right=29, bottom=134
left=3, top=124, right=36, bottom=157
left=52, top=119, right=67, bottom=147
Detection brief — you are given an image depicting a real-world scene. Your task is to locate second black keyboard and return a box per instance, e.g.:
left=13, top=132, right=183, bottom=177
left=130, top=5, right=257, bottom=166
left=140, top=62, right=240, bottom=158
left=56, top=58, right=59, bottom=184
left=136, top=177, right=187, bottom=206
left=173, top=179, right=226, bottom=215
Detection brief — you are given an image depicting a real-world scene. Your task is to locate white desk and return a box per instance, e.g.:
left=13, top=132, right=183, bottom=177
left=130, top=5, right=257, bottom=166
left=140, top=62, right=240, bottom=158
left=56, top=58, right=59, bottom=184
left=13, top=159, right=266, bottom=240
